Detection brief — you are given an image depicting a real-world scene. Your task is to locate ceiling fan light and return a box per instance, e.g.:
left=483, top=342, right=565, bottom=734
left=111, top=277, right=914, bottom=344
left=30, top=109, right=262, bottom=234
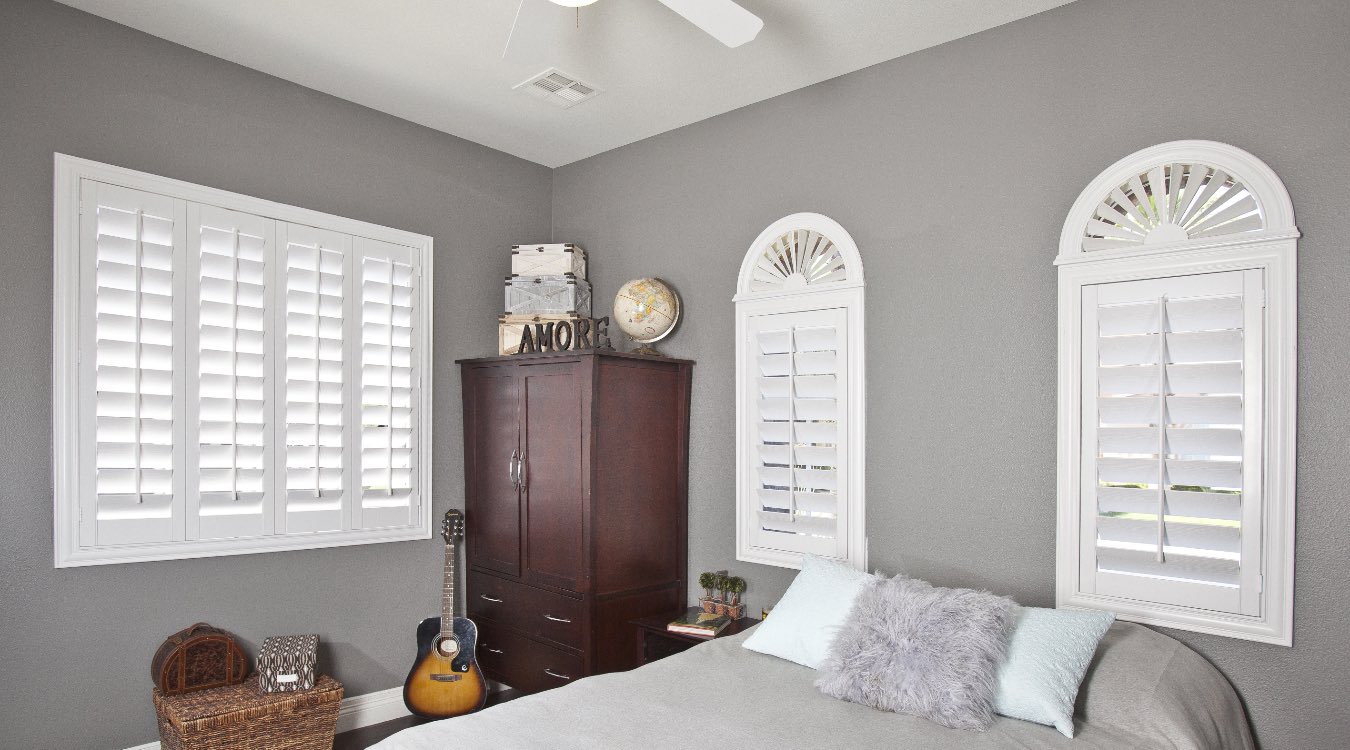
left=548, top=0, right=600, bottom=6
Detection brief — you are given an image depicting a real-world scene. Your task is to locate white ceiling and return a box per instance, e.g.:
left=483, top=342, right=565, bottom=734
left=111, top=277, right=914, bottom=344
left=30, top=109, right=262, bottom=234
left=55, top=0, right=1076, bottom=167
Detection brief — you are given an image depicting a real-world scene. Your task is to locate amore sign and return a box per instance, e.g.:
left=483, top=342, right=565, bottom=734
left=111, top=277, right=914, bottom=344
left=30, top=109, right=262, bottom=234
left=516, top=316, right=613, bottom=355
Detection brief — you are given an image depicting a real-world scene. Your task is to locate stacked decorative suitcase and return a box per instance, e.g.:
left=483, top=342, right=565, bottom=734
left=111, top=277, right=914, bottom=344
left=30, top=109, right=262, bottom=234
left=499, top=243, right=591, bottom=355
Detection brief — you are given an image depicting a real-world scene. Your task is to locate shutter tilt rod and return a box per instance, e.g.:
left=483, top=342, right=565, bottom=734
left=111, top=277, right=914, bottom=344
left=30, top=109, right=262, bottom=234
left=1155, top=295, right=1168, bottom=563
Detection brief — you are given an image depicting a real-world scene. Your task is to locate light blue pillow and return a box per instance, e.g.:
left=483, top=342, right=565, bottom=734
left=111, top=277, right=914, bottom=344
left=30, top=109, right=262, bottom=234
left=741, top=554, right=872, bottom=669
left=994, top=607, right=1115, bottom=737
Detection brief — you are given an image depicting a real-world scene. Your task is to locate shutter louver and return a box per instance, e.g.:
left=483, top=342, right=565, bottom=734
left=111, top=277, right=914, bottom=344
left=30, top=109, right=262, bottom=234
left=280, top=224, right=348, bottom=533
left=85, top=182, right=183, bottom=546
left=355, top=238, right=418, bottom=529
left=1084, top=270, right=1261, bottom=615
left=189, top=205, right=272, bottom=539
left=748, top=309, right=848, bottom=559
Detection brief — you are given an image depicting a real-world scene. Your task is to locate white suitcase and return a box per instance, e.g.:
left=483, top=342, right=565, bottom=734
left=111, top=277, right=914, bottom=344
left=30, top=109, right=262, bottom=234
left=504, top=274, right=592, bottom=316
left=511, top=243, right=587, bottom=278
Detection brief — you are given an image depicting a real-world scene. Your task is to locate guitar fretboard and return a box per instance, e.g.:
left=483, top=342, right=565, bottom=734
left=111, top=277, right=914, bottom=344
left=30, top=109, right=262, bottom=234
left=441, top=540, right=456, bottom=638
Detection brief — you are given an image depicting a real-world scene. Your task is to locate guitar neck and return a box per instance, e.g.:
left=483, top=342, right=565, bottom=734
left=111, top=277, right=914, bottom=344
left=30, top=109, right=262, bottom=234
left=441, top=540, right=456, bottom=636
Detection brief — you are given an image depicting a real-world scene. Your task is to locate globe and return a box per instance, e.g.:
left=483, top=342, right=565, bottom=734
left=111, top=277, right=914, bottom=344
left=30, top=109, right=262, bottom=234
left=613, top=278, right=680, bottom=354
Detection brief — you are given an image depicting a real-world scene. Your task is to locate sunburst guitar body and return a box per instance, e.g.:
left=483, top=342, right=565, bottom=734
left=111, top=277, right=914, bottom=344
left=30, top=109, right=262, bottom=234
left=403, top=509, right=489, bottom=719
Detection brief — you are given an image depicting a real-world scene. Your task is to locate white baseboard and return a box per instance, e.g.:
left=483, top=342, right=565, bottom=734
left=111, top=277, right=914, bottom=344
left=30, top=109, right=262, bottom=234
left=124, top=685, right=411, bottom=750
left=334, top=685, right=411, bottom=734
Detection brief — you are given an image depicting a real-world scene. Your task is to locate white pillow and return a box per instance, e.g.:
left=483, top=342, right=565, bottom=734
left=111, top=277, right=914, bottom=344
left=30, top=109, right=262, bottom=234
left=993, top=607, right=1115, bottom=737
left=741, top=554, right=872, bottom=669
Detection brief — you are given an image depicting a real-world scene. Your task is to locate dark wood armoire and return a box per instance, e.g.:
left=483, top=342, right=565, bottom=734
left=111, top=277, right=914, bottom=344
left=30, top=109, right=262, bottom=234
left=458, top=350, right=693, bottom=694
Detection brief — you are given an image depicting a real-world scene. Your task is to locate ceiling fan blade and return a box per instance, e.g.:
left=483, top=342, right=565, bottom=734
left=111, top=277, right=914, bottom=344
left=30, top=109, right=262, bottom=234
left=654, top=0, right=764, bottom=48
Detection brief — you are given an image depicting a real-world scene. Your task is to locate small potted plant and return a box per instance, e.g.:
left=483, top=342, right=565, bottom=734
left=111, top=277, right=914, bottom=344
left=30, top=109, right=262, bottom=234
left=713, top=573, right=731, bottom=616
left=724, top=576, right=747, bottom=620
left=698, top=572, right=719, bottom=614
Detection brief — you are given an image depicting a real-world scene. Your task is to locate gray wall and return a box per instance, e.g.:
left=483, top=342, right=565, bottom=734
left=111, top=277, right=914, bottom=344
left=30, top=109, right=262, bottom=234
left=0, top=1, right=551, bottom=748
left=551, top=0, right=1350, bottom=747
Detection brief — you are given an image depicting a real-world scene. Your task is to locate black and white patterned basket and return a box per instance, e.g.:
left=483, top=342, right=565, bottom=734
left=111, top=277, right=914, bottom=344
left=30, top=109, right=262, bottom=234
left=257, top=634, right=319, bottom=693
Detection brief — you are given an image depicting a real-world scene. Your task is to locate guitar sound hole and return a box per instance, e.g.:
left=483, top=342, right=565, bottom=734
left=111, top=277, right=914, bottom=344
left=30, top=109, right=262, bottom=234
left=436, top=638, right=461, bottom=658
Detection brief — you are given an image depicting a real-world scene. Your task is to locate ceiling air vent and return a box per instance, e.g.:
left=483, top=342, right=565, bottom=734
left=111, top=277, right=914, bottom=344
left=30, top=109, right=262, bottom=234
left=514, top=68, right=600, bottom=109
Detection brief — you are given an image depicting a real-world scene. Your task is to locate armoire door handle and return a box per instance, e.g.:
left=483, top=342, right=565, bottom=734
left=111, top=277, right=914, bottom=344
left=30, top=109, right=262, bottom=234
left=509, top=449, right=520, bottom=488
left=518, top=452, right=527, bottom=490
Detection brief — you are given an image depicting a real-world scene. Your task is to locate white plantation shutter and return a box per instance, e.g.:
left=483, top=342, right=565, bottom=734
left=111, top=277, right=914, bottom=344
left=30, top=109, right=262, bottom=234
left=80, top=181, right=186, bottom=547
left=1056, top=143, right=1296, bottom=644
left=735, top=214, right=865, bottom=570
left=188, top=205, right=274, bottom=540
left=355, top=238, right=420, bottom=529
left=1081, top=270, right=1262, bottom=615
left=55, top=157, right=432, bottom=567
left=279, top=223, right=349, bottom=534
left=747, top=309, right=850, bottom=559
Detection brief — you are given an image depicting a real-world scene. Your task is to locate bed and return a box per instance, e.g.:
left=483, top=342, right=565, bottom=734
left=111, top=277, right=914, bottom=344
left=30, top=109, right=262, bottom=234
left=372, top=621, right=1254, bottom=749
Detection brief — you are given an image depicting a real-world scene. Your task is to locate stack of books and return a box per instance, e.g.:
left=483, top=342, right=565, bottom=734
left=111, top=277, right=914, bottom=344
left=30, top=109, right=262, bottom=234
left=667, top=611, right=731, bottom=638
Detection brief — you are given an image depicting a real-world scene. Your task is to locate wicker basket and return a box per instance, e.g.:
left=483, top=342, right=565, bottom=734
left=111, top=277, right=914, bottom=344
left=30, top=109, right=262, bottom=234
left=153, top=674, right=342, bottom=750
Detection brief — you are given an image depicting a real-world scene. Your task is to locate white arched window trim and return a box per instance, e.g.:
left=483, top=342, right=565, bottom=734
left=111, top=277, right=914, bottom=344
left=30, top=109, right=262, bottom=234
left=735, top=213, right=866, bottom=570
left=1056, top=140, right=1297, bottom=645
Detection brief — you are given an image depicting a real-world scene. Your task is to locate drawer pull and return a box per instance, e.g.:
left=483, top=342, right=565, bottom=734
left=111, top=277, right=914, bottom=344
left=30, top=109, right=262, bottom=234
left=484, top=647, right=504, bottom=654
left=543, top=614, right=572, bottom=624
left=479, top=594, right=504, bottom=603
left=543, top=668, right=571, bottom=681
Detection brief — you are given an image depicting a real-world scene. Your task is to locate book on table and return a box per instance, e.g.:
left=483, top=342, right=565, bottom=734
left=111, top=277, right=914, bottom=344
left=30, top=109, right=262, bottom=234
left=667, top=612, right=731, bottom=637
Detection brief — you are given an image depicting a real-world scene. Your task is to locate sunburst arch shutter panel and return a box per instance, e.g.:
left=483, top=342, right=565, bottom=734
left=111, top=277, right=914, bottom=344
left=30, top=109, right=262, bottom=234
left=1082, top=164, right=1264, bottom=252
left=1080, top=270, right=1262, bottom=616
left=736, top=213, right=865, bottom=570
left=278, top=223, right=349, bottom=534
left=187, top=204, right=275, bottom=541
left=354, top=237, right=420, bottom=530
left=80, top=181, right=187, bottom=547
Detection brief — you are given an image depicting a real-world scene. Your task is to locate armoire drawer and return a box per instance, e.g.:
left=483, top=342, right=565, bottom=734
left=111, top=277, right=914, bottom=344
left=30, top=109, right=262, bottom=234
left=475, top=622, right=584, bottom=694
left=468, top=570, right=584, bottom=649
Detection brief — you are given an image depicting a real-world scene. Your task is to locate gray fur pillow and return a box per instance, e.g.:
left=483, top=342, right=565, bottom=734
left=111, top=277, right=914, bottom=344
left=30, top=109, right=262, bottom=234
left=814, top=575, right=1019, bottom=731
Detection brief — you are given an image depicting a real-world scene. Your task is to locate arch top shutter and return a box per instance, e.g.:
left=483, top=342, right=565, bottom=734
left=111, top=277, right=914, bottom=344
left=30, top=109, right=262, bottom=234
left=1056, top=141, right=1296, bottom=645
left=736, top=213, right=865, bottom=571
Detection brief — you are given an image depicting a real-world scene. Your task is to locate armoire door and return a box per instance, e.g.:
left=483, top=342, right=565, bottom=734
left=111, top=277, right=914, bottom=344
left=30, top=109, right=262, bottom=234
left=520, top=362, right=586, bottom=592
left=465, top=367, right=523, bottom=578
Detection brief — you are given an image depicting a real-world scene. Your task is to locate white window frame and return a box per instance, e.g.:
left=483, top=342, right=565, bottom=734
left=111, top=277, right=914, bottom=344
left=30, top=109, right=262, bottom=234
left=1056, top=141, right=1297, bottom=645
left=735, top=213, right=866, bottom=570
left=52, top=154, right=433, bottom=567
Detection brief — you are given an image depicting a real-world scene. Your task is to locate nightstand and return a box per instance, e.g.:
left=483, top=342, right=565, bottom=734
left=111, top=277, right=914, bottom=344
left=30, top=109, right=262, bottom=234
left=631, top=608, right=758, bottom=666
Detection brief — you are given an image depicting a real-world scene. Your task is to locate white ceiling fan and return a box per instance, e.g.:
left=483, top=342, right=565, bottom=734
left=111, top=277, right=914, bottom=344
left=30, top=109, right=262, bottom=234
left=544, top=0, right=764, bottom=48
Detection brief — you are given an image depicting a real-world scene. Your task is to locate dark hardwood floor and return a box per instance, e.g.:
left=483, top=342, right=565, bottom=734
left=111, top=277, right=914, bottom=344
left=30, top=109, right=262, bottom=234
left=332, top=689, right=523, bottom=750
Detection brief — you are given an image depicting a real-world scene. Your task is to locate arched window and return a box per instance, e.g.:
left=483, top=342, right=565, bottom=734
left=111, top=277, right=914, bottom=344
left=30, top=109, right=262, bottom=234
left=735, top=213, right=865, bottom=570
left=1056, top=141, right=1297, bottom=644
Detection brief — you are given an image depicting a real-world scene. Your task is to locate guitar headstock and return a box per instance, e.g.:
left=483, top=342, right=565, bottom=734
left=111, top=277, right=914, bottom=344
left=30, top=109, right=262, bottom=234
left=441, top=509, right=465, bottom=545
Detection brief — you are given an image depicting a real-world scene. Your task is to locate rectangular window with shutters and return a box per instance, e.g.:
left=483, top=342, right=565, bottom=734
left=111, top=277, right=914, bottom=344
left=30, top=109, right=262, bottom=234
left=53, top=155, right=433, bottom=567
left=1057, top=248, right=1295, bottom=645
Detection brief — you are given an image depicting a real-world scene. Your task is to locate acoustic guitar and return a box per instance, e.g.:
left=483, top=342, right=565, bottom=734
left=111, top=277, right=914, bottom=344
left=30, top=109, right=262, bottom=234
left=403, top=509, right=489, bottom=719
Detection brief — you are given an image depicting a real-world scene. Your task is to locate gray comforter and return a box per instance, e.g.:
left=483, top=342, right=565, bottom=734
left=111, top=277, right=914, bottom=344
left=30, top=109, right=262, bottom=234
left=373, top=622, right=1254, bottom=749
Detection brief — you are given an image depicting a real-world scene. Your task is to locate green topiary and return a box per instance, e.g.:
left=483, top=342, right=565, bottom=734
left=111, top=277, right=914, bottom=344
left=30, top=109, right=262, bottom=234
left=725, top=576, right=747, bottom=604
left=698, top=571, right=718, bottom=598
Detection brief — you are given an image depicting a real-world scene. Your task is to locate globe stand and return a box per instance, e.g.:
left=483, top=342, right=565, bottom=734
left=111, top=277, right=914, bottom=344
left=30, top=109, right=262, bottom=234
left=630, top=343, right=663, bottom=356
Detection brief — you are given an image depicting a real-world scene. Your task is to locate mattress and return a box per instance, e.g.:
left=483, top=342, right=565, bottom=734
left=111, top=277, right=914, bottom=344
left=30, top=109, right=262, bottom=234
left=372, top=621, right=1254, bottom=749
